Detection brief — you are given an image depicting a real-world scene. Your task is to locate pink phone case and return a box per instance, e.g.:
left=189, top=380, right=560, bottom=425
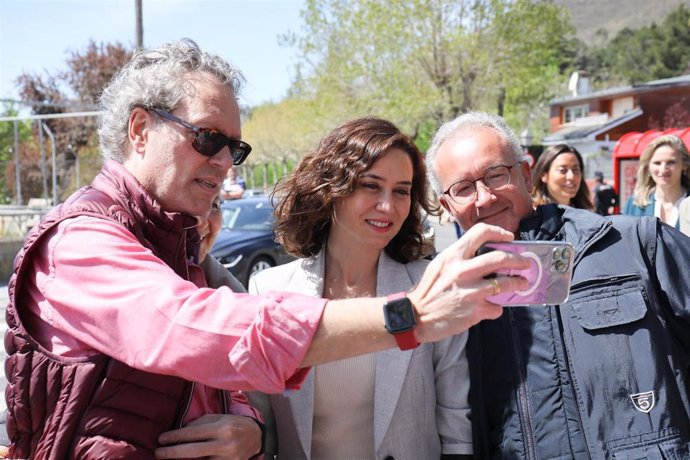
left=478, top=241, right=574, bottom=306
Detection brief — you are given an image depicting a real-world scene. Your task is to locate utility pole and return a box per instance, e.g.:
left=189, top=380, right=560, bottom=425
left=41, top=122, right=58, bottom=205
left=13, top=121, right=21, bottom=205
left=135, top=0, right=144, bottom=49
left=37, top=121, right=49, bottom=200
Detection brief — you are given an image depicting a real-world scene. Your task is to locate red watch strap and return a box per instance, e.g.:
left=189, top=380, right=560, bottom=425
left=387, top=292, right=419, bottom=351
left=394, top=330, right=419, bottom=351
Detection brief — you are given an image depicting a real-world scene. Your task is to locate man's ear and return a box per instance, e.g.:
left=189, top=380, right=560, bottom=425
left=439, top=195, right=453, bottom=215
left=128, top=107, right=150, bottom=156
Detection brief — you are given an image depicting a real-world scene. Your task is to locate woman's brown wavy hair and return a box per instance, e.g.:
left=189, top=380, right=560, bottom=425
left=531, top=143, right=593, bottom=210
left=271, top=117, right=438, bottom=263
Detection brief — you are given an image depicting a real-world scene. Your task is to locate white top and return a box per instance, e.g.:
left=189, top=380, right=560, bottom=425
left=311, top=353, right=377, bottom=459
left=679, top=196, right=690, bottom=236
left=653, top=192, right=685, bottom=227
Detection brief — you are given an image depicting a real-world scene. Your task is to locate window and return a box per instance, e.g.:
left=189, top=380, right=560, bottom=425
left=564, top=105, right=589, bottom=124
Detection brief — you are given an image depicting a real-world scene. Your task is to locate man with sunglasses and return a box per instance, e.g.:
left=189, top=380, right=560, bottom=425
left=5, top=41, right=531, bottom=459
left=426, top=111, right=690, bottom=459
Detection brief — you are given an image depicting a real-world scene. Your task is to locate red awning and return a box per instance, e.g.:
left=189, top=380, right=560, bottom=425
left=613, top=128, right=690, bottom=158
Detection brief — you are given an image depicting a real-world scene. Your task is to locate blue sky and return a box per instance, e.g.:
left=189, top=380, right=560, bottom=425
left=0, top=0, right=305, bottom=109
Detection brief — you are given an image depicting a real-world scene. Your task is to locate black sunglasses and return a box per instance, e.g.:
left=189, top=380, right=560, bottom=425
left=149, top=108, right=252, bottom=165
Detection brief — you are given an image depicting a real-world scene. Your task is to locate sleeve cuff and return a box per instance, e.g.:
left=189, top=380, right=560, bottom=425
left=248, top=418, right=266, bottom=460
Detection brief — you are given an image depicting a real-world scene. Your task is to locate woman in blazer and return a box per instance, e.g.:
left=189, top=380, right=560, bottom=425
left=623, top=134, right=690, bottom=228
left=248, top=117, right=472, bottom=460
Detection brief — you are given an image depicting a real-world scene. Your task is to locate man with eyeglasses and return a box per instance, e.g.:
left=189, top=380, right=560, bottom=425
left=426, top=111, right=690, bottom=459
left=5, top=41, right=531, bottom=459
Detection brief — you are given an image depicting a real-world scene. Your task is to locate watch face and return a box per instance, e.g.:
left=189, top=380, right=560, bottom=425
left=384, top=297, right=416, bottom=333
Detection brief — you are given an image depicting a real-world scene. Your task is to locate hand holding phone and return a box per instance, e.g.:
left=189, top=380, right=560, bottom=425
left=476, top=241, right=574, bottom=306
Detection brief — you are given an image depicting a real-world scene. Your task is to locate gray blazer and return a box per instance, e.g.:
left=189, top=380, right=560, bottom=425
left=248, top=250, right=472, bottom=460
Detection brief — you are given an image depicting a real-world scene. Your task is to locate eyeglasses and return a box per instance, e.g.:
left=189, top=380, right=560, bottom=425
left=150, top=108, right=252, bottom=165
left=443, top=163, right=520, bottom=205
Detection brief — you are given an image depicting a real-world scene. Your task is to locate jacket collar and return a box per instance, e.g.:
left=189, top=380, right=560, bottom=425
left=93, top=160, right=201, bottom=266
left=94, top=160, right=198, bottom=230
left=520, top=204, right=612, bottom=265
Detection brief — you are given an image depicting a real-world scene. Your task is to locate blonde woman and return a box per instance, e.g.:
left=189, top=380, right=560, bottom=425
left=623, top=135, right=690, bottom=228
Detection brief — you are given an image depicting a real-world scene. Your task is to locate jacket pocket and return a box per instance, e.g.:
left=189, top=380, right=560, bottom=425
left=564, top=274, right=682, bottom=457
left=568, top=274, right=647, bottom=330
left=610, top=430, right=690, bottom=459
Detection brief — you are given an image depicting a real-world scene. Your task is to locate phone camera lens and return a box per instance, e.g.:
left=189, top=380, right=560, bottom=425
left=561, top=247, right=572, bottom=260
left=553, top=248, right=562, bottom=260
left=554, top=260, right=567, bottom=273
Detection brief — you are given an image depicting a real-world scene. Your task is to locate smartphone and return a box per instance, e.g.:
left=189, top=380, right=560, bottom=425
left=476, top=241, right=574, bottom=306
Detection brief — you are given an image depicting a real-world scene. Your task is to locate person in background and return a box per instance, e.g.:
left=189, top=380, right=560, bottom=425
left=222, top=166, right=246, bottom=200
left=623, top=134, right=690, bottom=228
left=5, top=39, right=529, bottom=459
left=426, top=111, right=690, bottom=459
left=249, top=117, right=474, bottom=460
left=591, top=170, right=619, bottom=216
left=196, top=195, right=247, bottom=294
left=198, top=195, right=223, bottom=264
left=530, top=143, right=593, bottom=209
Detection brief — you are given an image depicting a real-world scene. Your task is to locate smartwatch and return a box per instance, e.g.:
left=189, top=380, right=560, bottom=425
left=383, top=291, right=419, bottom=351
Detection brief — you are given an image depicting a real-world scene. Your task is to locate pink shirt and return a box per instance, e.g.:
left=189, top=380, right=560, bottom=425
left=22, top=215, right=326, bottom=422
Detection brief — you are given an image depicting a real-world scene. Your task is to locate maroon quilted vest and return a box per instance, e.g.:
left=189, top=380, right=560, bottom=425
left=4, top=160, right=221, bottom=459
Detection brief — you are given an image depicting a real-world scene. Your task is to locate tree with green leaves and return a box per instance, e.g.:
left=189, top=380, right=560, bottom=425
left=242, top=98, right=325, bottom=163
left=282, top=0, right=573, bottom=140
left=13, top=40, right=132, bottom=203
left=612, top=4, right=690, bottom=84
left=0, top=106, right=32, bottom=204
left=575, top=5, right=690, bottom=86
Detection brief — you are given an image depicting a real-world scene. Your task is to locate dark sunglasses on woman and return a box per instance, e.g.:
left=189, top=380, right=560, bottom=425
left=149, top=108, right=252, bottom=165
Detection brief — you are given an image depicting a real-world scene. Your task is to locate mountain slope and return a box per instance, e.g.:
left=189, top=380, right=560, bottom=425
left=555, top=0, right=688, bottom=44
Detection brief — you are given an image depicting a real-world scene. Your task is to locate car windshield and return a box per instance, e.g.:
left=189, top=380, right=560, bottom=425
left=221, top=201, right=273, bottom=231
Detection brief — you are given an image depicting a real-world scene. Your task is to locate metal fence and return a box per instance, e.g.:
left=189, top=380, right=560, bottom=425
left=2, top=113, right=297, bottom=206
left=0, top=205, right=48, bottom=239
left=0, top=205, right=49, bottom=283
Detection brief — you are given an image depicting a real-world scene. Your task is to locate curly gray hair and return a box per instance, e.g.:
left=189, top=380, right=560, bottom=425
left=97, top=38, right=244, bottom=162
left=425, top=111, right=523, bottom=195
